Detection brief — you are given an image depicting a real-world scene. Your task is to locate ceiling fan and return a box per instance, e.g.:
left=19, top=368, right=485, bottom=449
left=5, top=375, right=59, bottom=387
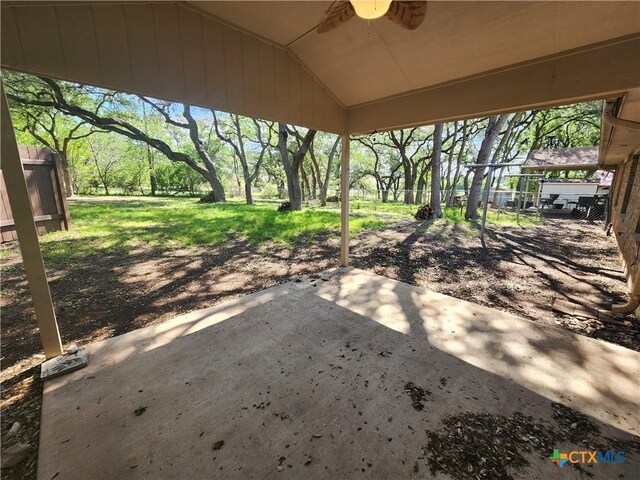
left=317, top=1, right=428, bottom=33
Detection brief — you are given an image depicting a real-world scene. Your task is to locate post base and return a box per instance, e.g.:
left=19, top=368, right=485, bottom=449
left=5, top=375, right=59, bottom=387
left=41, top=349, right=88, bottom=380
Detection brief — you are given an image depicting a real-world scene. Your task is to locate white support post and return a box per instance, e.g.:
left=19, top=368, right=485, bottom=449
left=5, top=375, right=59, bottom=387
left=1, top=85, right=63, bottom=359
left=340, top=134, right=350, bottom=267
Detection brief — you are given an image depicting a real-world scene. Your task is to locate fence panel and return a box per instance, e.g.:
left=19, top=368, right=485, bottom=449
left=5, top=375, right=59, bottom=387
left=0, top=146, right=71, bottom=242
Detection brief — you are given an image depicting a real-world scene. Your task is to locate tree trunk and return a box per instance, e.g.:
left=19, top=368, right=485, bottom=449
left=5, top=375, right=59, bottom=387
left=308, top=161, right=317, bottom=200
left=447, top=120, right=468, bottom=206
left=242, top=164, right=253, bottom=205
left=149, top=176, right=157, bottom=196
left=430, top=123, right=444, bottom=218
left=309, top=143, right=322, bottom=203
left=95, top=165, right=109, bottom=196
left=443, top=123, right=456, bottom=205
left=231, top=114, right=253, bottom=204
left=319, top=182, right=328, bottom=205
left=319, top=187, right=327, bottom=205
left=279, top=124, right=296, bottom=207
left=301, top=163, right=310, bottom=202
left=320, top=137, right=339, bottom=206
left=392, top=177, right=401, bottom=201
left=183, top=105, right=226, bottom=202
left=291, top=168, right=303, bottom=209
left=141, top=101, right=157, bottom=196
left=415, top=174, right=426, bottom=205
left=149, top=164, right=158, bottom=196
left=465, top=115, right=509, bottom=219
left=403, top=163, right=415, bottom=204
left=463, top=169, right=472, bottom=196
left=278, top=124, right=316, bottom=211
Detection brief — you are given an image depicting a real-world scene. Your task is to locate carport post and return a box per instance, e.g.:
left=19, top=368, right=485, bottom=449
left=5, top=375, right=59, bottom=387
left=340, top=134, right=350, bottom=267
left=1, top=85, right=63, bottom=359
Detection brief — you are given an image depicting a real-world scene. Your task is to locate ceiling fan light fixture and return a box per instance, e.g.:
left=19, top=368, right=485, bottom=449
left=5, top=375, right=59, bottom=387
left=350, top=0, right=392, bottom=20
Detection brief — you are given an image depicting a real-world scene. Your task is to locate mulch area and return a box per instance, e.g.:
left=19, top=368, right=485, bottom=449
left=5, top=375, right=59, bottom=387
left=352, top=218, right=639, bottom=350
left=423, top=403, right=640, bottom=479
left=1, top=217, right=638, bottom=479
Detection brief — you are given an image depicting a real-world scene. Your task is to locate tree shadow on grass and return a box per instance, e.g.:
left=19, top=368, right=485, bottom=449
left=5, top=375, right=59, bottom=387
left=350, top=218, right=634, bottom=350
left=41, top=198, right=346, bottom=264
left=1, top=233, right=340, bottom=372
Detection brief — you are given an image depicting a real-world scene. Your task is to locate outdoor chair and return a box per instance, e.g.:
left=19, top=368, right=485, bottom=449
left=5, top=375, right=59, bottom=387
left=586, top=195, right=607, bottom=220
left=539, top=194, right=560, bottom=209
left=568, top=196, right=596, bottom=217
left=578, top=196, right=596, bottom=211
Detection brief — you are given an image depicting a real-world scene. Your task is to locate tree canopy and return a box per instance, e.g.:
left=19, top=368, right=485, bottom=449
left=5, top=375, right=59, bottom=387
left=4, top=70, right=602, bottom=214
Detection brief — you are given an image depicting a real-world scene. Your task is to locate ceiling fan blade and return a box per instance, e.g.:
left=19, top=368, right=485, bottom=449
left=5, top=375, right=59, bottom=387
left=385, top=1, right=427, bottom=30
left=317, top=1, right=356, bottom=33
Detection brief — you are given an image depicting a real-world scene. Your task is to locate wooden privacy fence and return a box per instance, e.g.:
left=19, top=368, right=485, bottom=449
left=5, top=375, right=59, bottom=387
left=1, top=146, right=71, bottom=242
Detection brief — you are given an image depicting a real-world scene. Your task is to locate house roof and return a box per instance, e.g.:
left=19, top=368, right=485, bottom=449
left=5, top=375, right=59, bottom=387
left=592, top=169, right=614, bottom=186
left=523, top=147, right=599, bottom=171
left=1, top=1, right=639, bottom=135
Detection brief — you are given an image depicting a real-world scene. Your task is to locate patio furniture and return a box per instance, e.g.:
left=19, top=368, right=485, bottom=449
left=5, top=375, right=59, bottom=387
left=578, top=196, right=596, bottom=210
left=586, top=195, right=607, bottom=220
left=567, top=196, right=604, bottom=218
left=539, top=194, right=560, bottom=209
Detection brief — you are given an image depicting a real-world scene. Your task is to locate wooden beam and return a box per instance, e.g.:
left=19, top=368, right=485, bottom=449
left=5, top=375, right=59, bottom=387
left=340, top=135, right=350, bottom=267
left=348, top=35, right=640, bottom=134
left=1, top=85, right=63, bottom=359
left=20, top=158, right=54, bottom=165
left=0, top=213, right=64, bottom=228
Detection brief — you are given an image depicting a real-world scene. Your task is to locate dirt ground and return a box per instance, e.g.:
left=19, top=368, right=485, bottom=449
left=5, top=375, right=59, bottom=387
left=1, top=217, right=638, bottom=479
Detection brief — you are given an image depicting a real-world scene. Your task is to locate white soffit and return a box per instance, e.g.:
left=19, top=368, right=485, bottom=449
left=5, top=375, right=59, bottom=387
left=197, top=1, right=640, bottom=108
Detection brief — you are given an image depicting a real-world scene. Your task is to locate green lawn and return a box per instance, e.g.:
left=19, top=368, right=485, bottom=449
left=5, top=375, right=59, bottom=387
left=20, top=196, right=389, bottom=266
left=1, top=196, right=543, bottom=268
left=346, top=199, right=543, bottom=227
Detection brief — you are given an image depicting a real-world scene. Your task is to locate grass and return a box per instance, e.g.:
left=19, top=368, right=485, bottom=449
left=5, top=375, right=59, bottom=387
left=440, top=205, right=543, bottom=227
left=348, top=200, right=417, bottom=216
left=0, top=196, right=543, bottom=268
left=338, top=200, right=543, bottom=227
left=5, top=196, right=388, bottom=267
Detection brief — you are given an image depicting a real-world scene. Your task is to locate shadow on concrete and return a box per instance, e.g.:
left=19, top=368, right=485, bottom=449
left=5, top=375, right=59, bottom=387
left=38, top=269, right=639, bottom=480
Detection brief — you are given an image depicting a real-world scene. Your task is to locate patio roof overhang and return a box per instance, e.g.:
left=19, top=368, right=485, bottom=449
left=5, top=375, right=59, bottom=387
left=2, top=1, right=639, bottom=135
left=522, top=147, right=599, bottom=172
left=522, top=164, right=599, bottom=173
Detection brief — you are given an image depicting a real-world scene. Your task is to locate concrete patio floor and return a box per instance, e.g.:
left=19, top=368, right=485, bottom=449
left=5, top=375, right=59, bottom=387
left=38, top=268, right=639, bottom=479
